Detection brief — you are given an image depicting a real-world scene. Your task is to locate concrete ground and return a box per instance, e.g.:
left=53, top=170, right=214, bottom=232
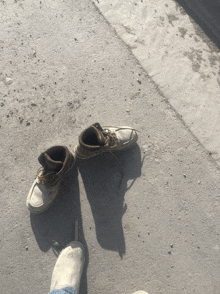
left=92, top=0, right=220, bottom=166
left=0, top=1, right=220, bottom=294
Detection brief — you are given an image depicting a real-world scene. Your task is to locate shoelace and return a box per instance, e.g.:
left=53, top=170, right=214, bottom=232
left=102, top=126, right=138, bottom=147
left=37, top=167, right=64, bottom=187
left=102, top=129, right=118, bottom=148
left=37, top=153, right=75, bottom=188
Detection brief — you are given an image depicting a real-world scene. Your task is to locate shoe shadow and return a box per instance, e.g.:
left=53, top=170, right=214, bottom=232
left=77, top=144, right=143, bottom=259
left=30, top=167, right=88, bottom=294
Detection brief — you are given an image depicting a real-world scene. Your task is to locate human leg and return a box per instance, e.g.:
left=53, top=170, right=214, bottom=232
left=49, top=287, right=77, bottom=294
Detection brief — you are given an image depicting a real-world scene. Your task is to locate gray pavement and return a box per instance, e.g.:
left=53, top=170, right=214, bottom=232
left=1, top=1, right=220, bottom=294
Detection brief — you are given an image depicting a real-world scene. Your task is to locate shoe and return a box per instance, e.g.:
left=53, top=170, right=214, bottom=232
left=132, top=292, right=149, bottom=294
left=26, top=146, right=75, bottom=214
left=75, top=122, right=138, bottom=159
left=50, top=241, right=85, bottom=293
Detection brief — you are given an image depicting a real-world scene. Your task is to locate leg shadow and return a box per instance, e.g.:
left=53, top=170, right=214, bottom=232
left=30, top=167, right=88, bottom=294
left=77, top=144, right=143, bottom=259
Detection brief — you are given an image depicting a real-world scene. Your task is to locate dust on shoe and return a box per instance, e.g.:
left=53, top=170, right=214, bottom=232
left=75, top=122, right=138, bottom=159
left=26, top=146, right=75, bottom=214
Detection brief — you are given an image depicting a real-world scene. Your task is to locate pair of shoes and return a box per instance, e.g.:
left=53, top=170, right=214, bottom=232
left=26, top=123, right=138, bottom=214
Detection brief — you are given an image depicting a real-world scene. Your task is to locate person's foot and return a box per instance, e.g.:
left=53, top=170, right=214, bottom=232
left=50, top=241, right=84, bottom=293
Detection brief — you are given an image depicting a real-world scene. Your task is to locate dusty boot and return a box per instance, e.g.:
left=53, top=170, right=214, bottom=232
left=50, top=241, right=84, bottom=294
left=26, top=146, right=75, bottom=213
left=75, top=122, right=138, bottom=159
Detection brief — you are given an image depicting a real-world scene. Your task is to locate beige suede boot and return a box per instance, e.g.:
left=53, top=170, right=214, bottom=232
left=75, top=122, right=138, bottom=159
left=26, top=146, right=75, bottom=213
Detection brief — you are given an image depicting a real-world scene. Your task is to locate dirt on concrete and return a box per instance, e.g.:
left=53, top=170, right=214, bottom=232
left=1, top=1, right=220, bottom=294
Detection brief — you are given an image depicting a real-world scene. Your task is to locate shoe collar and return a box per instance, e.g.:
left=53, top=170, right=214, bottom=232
left=79, top=123, right=106, bottom=150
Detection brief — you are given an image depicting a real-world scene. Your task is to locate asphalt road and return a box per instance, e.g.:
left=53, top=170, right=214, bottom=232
left=176, top=0, right=220, bottom=48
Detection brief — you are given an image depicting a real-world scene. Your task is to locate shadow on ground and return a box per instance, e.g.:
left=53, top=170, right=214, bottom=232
left=78, top=144, right=143, bottom=259
left=175, top=0, right=220, bottom=49
left=30, top=167, right=88, bottom=294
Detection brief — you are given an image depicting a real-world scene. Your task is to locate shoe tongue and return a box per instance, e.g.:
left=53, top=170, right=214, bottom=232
left=38, top=152, right=63, bottom=172
left=93, top=122, right=103, bottom=131
left=91, top=123, right=106, bottom=145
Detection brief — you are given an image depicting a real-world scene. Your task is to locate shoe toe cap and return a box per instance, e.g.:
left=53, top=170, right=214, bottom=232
left=117, top=128, right=138, bottom=145
left=26, top=179, right=56, bottom=213
left=29, top=184, right=45, bottom=207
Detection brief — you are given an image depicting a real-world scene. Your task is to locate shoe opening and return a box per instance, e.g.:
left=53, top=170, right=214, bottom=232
left=47, top=146, right=66, bottom=162
left=82, top=129, right=100, bottom=146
